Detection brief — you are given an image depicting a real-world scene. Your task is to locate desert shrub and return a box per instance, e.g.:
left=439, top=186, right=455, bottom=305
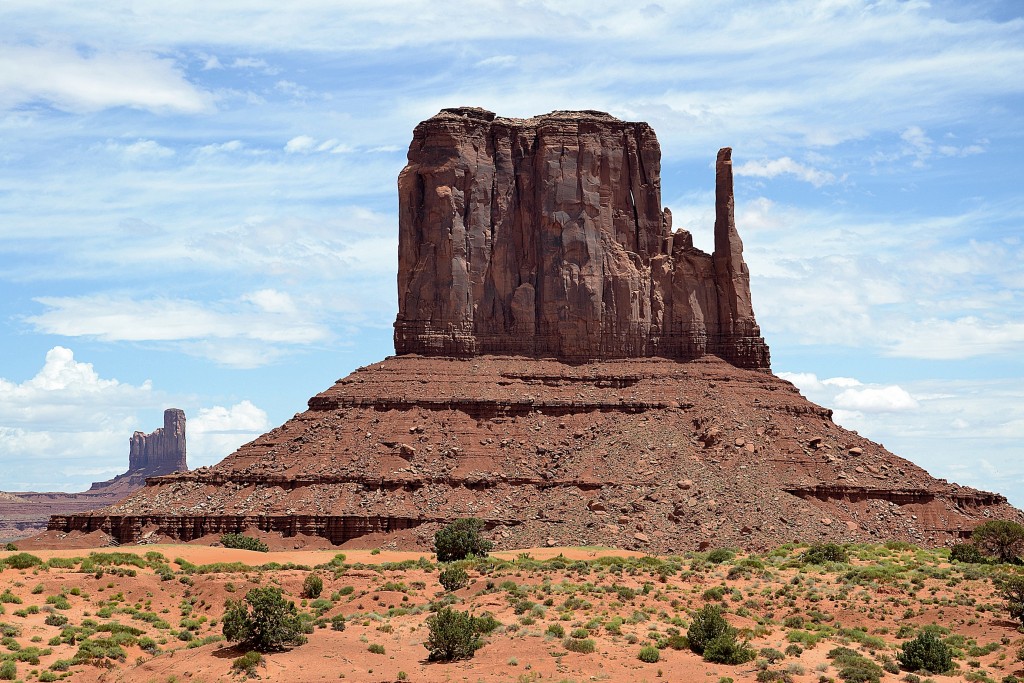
left=997, top=573, right=1024, bottom=626
left=425, top=607, right=482, bottom=661
left=564, top=637, right=596, bottom=654
left=828, top=646, right=883, bottom=683
left=0, top=661, right=14, bottom=680
left=439, top=566, right=469, bottom=592
left=301, top=573, right=323, bottom=599
left=2, top=544, right=15, bottom=552
left=222, top=586, right=306, bottom=651
left=950, top=543, right=987, bottom=564
left=472, top=614, right=501, bottom=634
left=220, top=533, right=269, bottom=552
left=688, top=604, right=731, bottom=655
left=898, top=630, right=953, bottom=673
left=546, top=623, right=565, bottom=638
left=704, top=632, right=756, bottom=664
left=44, top=614, right=68, bottom=627
left=972, top=520, right=1024, bottom=563
left=802, top=543, right=849, bottom=564
left=0, top=591, right=21, bottom=604
left=706, top=548, right=734, bottom=565
left=231, top=651, right=264, bottom=676
left=368, top=642, right=385, bottom=654
left=638, top=645, right=660, bottom=662
left=433, top=518, right=493, bottom=562
left=2, top=553, right=42, bottom=570
left=760, top=647, right=786, bottom=663
left=330, top=614, right=346, bottom=631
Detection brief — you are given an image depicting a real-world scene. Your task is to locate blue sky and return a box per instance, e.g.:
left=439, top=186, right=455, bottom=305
left=1, top=1, right=1022, bottom=505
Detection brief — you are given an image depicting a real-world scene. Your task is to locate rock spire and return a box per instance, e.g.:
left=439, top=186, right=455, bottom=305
left=394, top=107, right=770, bottom=368
left=128, top=409, right=186, bottom=476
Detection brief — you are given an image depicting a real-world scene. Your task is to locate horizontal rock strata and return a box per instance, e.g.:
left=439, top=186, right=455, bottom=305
left=49, top=355, right=1017, bottom=551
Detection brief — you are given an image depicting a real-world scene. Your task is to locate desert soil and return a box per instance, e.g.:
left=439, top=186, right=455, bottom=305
left=0, top=542, right=1021, bottom=682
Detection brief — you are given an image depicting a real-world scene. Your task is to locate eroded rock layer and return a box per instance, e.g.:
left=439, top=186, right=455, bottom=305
left=49, top=356, right=1019, bottom=551
left=394, top=108, right=769, bottom=369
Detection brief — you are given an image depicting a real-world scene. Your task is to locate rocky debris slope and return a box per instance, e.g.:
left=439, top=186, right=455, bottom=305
left=1, top=409, right=187, bottom=541
left=394, top=108, right=769, bottom=369
left=50, top=355, right=1017, bottom=551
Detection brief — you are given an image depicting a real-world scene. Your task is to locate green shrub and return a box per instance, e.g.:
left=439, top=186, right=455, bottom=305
left=828, top=646, right=883, bottom=683
left=2, top=553, right=42, bottom=570
left=330, top=614, right=346, bottom=631
left=706, top=548, right=734, bottom=565
left=39, top=671, right=58, bottom=682
left=44, top=613, right=68, bottom=627
left=564, top=637, right=596, bottom=654
left=433, top=518, right=493, bottom=562
left=222, top=586, right=306, bottom=651
left=2, top=544, right=15, bottom=552
left=688, top=604, right=730, bottom=654
left=368, top=643, right=385, bottom=654
left=802, top=543, right=849, bottom=564
left=220, top=533, right=269, bottom=553
left=231, top=651, right=264, bottom=675
left=472, top=614, right=501, bottom=634
left=301, top=573, right=323, bottom=599
left=898, top=630, right=952, bottom=673
left=950, top=543, right=987, bottom=564
left=0, top=661, right=14, bottom=680
left=424, top=607, right=482, bottom=661
left=439, top=566, right=469, bottom=592
left=638, top=645, right=660, bottom=662
left=703, top=632, right=755, bottom=664
left=972, top=520, right=1024, bottom=563
left=997, top=573, right=1024, bottom=626
left=546, top=623, right=565, bottom=638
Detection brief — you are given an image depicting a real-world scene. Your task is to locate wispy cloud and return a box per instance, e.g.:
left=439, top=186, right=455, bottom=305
left=734, top=156, right=838, bottom=187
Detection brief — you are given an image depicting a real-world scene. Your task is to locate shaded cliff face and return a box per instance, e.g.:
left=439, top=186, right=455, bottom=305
left=394, top=107, right=770, bottom=369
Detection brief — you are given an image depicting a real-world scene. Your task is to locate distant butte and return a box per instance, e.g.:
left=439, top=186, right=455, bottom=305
left=44, top=109, right=1021, bottom=552
left=1, top=409, right=187, bottom=542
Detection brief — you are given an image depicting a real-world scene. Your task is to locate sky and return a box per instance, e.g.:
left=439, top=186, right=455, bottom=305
left=0, top=1, right=1022, bottom=505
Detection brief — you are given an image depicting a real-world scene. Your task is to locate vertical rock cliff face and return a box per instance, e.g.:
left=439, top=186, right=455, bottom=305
left=394, top=107, right=770, bottom=369
left=128, top=409, right=187, bottom=476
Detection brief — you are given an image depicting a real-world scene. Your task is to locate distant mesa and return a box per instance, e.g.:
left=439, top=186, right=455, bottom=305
left=0, top=409, right=187, bottom=542
left=43, top=109, right=1022, bottom=552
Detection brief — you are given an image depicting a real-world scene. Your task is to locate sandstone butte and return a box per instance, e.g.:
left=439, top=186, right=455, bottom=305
left=44, top=108, right=1021, bottom=553
left=0, top=409, right=187, bottom=542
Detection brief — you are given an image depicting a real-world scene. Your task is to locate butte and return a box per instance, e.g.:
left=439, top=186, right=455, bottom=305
left=48, top=107, right=1021, bottom=552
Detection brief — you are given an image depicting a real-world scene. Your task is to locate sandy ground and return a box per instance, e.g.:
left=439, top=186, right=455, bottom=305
left=0, top=543, right=1021, bottom=683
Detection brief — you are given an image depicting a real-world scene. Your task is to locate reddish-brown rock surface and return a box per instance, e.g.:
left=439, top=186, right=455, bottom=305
left=44, top=109, right=1019, bottom=552
left=394, top=107, right=769, bottom=369
left=1, top=409, right=187, bottom=541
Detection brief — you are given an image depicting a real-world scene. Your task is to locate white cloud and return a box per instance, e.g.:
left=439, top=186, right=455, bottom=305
left=105, top=139, right=175, bottom=161
left=188, top=400, right=269, bottom=466
left=834, top=385, right=919, bottom=412
left=0, top=44, right=212, bottom=114
left=475, top=55, right=518, bottom=68
left=27, top=293, right=331, bottom=367
left=884, top=318, right=1024, bottom=360
left=284, top=135, right=316, bottom=153
left=734, top=156, right=837, bottom=187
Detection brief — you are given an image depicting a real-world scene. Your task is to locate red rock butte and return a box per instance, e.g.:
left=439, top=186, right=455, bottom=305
left=395, top=107, right=769, bottom=369
left=45, top=109, right=1020, bottom=552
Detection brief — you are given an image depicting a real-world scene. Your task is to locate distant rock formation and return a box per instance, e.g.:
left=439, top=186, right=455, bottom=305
left=0, top=409, right=187, bottom=541
left=394, top=107, right=770, bottom=369
left=128, top=409, right=187, bottom=478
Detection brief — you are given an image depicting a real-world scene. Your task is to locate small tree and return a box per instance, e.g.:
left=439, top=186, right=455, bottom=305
left=687, top=604, right=731, bottom=655
left=433, top=518, right=493, bottom=562
left=949, top=542, right=986, bottom=564
left=971, top=520, right=1024, bottom=563
left=801, top=543, right=849, bottom=564
left=424, top=607, right=482, bottom=661
left=222, top=586, right=306, bottom=651
left=997, top=573, right=1024, bottom=626
left=301, top=573, right=323, bottom=599
left=898, top=630, right=953, bottom=673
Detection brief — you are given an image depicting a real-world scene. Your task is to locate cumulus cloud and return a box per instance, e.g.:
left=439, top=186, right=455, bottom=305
left=0, top=347, right=270, bottom=489
left=0, top=44, right=212, bottom=114
left=734, top=156, right=838, bottom=187
left=284, top=135, right=316, bottom=153
left=188, top=400, right=269, bottom=466
left=834, top=385, right=919, bottom=412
